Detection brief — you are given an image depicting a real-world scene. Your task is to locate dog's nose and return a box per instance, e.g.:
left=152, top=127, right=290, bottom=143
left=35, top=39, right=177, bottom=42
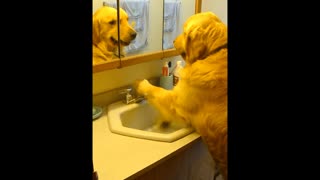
left=131, top=32, right=137, bottom=39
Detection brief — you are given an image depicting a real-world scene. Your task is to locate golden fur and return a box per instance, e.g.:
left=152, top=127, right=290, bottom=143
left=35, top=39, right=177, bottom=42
left=93, top=6, right=137, bottom=65
left=136, top=12, right=228, bottom=180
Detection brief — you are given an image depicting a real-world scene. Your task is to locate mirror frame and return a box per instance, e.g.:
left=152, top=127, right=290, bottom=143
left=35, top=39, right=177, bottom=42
left=93, top=0, right=202, bottom=73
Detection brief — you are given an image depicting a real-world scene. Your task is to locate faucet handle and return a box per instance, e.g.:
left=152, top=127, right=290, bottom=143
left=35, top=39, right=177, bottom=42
left=119, top=88, right=132, bottom=94
left=119, top=88, right=134, bottom=104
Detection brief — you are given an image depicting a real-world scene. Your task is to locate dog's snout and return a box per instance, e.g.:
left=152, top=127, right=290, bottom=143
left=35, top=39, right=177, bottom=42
left=131, top=32, right=137, bottom=39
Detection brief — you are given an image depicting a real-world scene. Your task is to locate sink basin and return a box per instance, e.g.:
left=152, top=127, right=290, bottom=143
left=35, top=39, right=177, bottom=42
left=107, top=100, right=194, bottom=142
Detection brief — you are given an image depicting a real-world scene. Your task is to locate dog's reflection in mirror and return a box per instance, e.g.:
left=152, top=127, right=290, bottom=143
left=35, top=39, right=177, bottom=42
left=93, top=6, right=137, bottom=65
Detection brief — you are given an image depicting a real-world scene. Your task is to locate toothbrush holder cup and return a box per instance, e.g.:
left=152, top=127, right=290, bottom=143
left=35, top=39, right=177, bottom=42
left=160, top=74, right=173, bottom=90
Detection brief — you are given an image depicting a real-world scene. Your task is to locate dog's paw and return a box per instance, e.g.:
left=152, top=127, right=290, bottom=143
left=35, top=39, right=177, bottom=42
left=160, top=121, right=171, bottom=129
left=134, top=79, right=150, bottom=96
left=133, top=79, right=143, bottom=92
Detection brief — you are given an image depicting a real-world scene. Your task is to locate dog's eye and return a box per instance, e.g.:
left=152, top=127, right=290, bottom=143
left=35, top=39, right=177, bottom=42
left=109, top=20, right=116, bottom=25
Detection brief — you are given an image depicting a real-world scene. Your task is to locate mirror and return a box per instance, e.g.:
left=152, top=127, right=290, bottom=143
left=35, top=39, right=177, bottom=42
left=117, top=0, right=164, bottom=58
left=92, top=0, right=122, bottom=69
left=93, top=0, right=202, bottom=73
left=163, top=0, right=196, bottom=51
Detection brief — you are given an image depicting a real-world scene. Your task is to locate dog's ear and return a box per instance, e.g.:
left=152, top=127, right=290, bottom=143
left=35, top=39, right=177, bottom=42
left=184, top=27, right=207, bottom=64
left=204, top=13, right=228, bottom=55
left=92, top=14, right=101, bottom=45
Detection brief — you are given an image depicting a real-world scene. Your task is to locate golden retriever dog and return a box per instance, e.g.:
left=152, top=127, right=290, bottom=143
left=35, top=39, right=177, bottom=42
left=136, top=12, right=228, bottom=180
left=93, top=6, right=137, bottom=65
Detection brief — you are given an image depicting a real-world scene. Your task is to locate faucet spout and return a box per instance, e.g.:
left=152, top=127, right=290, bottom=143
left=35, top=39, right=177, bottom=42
left=119, top=88, right=145, bottom=104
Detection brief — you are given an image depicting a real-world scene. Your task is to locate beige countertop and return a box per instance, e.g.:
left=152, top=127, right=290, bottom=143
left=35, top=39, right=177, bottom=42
left=93, top=108, right=201, bottom=180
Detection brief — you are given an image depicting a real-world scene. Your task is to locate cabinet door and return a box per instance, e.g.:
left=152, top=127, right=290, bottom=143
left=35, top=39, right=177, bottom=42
left=135, top=140, right=216, bottom=180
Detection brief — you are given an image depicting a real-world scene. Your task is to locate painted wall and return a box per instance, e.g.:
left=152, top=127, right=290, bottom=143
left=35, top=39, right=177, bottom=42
left=202, top=0, right=228, bottom=25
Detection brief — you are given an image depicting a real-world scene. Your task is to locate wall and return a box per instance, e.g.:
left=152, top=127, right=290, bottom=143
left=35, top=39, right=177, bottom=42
left=202, top=0, right=228, bottom=25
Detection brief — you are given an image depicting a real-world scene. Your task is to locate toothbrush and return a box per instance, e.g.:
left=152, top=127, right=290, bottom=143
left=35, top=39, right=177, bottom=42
left=162, top=61, right=169, bottom=76
left=169, top=64, right=177, bottom=76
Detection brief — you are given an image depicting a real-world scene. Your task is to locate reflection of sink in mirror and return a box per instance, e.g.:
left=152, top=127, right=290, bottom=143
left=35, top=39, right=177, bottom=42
left=107, top=100, right=194, bottom=142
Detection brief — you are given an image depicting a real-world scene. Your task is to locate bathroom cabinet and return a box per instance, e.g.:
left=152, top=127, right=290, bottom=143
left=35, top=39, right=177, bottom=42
left=133, top=139, right=217, bottom=180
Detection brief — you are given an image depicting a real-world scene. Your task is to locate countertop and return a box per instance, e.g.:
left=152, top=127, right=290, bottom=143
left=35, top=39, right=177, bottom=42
left=93, top=108, right=201, bottom=180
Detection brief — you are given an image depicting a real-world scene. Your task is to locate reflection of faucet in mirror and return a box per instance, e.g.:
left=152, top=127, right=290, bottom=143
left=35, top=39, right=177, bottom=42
left=92, top=6, right=137, bottom=65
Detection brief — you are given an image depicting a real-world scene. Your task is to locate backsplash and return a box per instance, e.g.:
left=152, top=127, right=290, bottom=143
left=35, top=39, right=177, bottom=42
left=93, top=76, right=160, bottom=107
left=93, top=56, right=183, bottom=106
left=93, top=57, right=182, bottom=94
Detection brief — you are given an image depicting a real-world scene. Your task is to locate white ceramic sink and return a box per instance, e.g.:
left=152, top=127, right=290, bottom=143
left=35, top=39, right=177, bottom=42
left=107, top=100, right=194, bottom=142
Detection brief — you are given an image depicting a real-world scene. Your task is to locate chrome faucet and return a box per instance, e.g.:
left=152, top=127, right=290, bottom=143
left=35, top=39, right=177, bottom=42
left=119, top=88, right=145, bottom=104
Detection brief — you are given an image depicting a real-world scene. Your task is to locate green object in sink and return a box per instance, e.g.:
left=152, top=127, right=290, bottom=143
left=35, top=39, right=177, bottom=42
left=93, top=106, right=103, bottom=120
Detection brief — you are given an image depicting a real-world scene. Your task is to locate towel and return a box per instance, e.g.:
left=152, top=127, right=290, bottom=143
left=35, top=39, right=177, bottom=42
left=163, top=0, right=181, bottom=49
left=164, top=1, right=180, bottom=32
